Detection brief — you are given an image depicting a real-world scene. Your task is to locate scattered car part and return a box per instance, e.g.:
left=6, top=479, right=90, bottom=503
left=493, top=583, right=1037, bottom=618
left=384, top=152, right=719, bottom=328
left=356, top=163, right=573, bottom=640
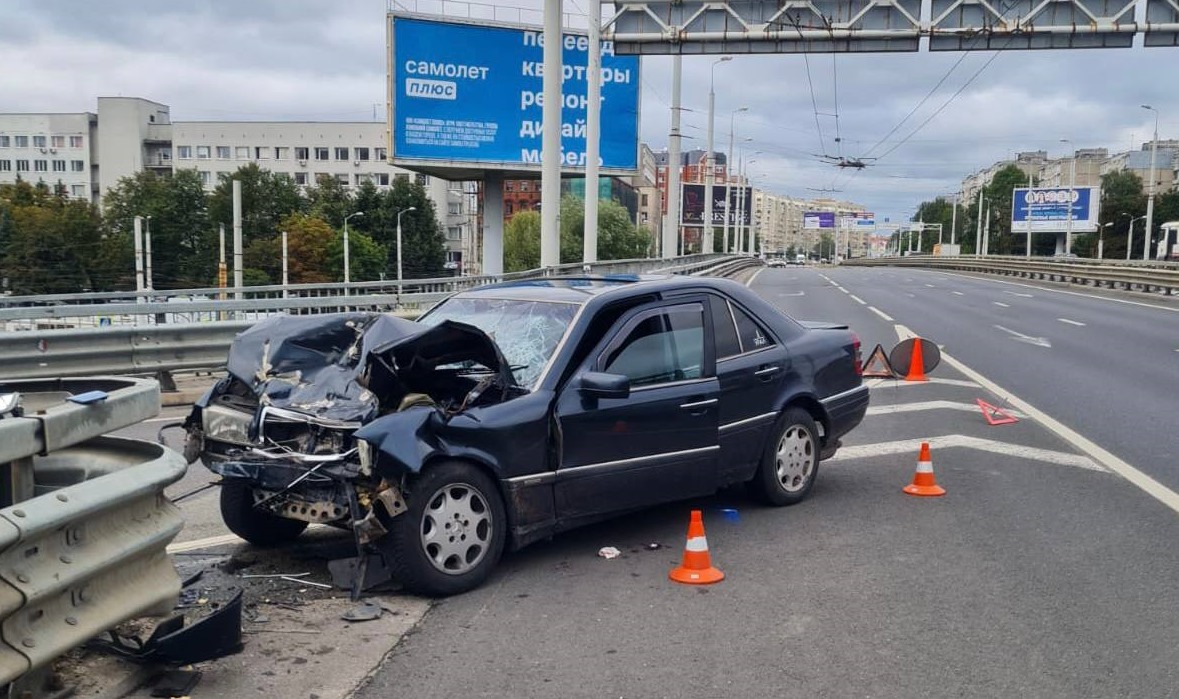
left=341, top=601, right=384, bottom=622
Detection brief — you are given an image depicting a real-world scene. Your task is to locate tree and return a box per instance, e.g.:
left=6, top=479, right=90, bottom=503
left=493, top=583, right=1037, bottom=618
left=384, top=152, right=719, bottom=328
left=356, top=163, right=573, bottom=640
left=208, top=164, right=305, bottom=244
left=504, top=211, right=541, bottom=272
left=0, top=181, right=109, bottom=294
left=279, top=213, right=336, bottom=284
left=326, top=230, right=389, bottom=282
left=554, top=194, right=650, bottom=264
left=911, top=197, right=966, bottom=253
left=103, top=170, right=213, bottom=288
left=1092, top=171, right=1145, bottom=259
left=369, top=178, right=447, bottom=279
left=306, top=175, right=354, bottom=230
left=813, top=233, right=834, bottom=259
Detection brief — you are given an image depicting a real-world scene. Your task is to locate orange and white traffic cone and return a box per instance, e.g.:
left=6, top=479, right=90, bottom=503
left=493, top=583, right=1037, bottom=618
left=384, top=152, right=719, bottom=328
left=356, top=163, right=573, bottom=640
left=903, top=442, right=945, bottom=497
left=904, top=338, right=929, bottom=382
left=669, top=509, right=725, bottom=585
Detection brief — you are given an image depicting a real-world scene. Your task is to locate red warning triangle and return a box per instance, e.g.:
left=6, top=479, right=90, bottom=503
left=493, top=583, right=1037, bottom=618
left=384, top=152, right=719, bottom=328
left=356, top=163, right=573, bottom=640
left=862, top=343, right=896, bottom=378
left=976, top=398, right=1018, bottom=426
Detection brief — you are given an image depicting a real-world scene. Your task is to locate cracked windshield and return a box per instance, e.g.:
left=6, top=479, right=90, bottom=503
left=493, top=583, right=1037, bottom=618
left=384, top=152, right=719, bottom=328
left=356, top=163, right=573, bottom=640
left=4, top=0, right=1179, bottom=697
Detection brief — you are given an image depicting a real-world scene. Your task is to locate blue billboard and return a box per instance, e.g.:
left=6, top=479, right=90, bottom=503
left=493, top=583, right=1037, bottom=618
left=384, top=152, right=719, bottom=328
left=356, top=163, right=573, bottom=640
left=390, top=16, right=641, bottom=172
left=1011, top=187, right=1099, bottom=233
left=803, top=212, right=836, bottom=229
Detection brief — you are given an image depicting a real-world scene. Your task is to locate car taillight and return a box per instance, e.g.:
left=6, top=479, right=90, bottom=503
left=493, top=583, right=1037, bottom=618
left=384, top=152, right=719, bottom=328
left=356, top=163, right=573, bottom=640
left=851, top=332, right=862, bottom=376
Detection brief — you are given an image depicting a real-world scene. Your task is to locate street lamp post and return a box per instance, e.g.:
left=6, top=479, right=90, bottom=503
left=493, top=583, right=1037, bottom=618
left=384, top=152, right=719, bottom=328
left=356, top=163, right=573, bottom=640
left=1142, top=105, right=1159, bottom=261
left=396, top=206, right=417, bottom=289
left=704, top=57, right=732, bottom=255
left=343, top=211, right=364, bottom=284
left=1123, top=213, right=1146, bottom=260
left=724, top=107, right=748, bottom=253
left=1060, top=139, right=1075, bottom=256
left=1099, top=221, right=1113, bottom=260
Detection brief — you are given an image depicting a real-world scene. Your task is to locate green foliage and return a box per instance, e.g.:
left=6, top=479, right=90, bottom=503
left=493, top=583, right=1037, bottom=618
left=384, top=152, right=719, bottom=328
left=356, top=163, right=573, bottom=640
left=208, top=164, right=305, bottom=243
left=504, top=211, right=541, bottom=272
left=326, top=230, right=389, bottom=283
left=280, top=213, right=337, bottom=284
left=102, top=170, right=213, bottom=288
left=0, top=180, right=111, bottom=294
left=1096, top=171, right=1145, bottom=259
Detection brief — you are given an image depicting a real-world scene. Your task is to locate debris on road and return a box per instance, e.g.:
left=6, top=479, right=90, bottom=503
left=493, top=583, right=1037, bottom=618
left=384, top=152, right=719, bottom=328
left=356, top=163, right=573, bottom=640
left=598, top=546, right=621, bottom=559
left=341, top=601, right=385, bottom=622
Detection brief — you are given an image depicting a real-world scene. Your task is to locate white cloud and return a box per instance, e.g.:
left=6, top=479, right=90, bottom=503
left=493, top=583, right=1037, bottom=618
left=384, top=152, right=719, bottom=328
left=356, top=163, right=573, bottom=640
left=3, top=0, right=1177, bottom=223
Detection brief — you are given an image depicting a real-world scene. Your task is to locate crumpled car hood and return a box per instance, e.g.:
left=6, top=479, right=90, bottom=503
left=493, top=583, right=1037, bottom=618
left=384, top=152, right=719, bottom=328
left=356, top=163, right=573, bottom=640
left=224, top=312, right=515, bottom=423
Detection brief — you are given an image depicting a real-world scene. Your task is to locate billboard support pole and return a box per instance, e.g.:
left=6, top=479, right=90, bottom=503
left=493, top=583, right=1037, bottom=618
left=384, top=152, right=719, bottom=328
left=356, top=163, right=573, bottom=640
left=583, top=0, right=602, bottom=264
left=540, top=0, right=563, bottom=268
left=483, top=172, right=504, bottom=276
left=232, top=178, right=243, bottom=300
left=664, top=54, right=682, bottom=259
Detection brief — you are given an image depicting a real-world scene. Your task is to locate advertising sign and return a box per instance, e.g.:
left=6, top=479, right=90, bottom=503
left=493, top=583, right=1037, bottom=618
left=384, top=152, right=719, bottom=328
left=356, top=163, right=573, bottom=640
left=1011, top=187, right=1100, bottom=233
left=679, top=184, right=753, bottom=227
left=390, top=15, right=641, bottom=173
left=803, top=212, right=836, bottom=229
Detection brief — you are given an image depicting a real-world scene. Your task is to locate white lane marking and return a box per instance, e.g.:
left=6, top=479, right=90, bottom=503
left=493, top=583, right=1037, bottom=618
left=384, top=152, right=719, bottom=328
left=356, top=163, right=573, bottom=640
left=950, top=271, right=1179, bottom=313
left=869, top=306, right=895, bottom=322
left=925, top=284, right=936, bottom=288
left=905, top=293, right=916, bottom=298
left=167, top=533, right=244, bottom=553
left=746, top=268, right=765, bottom=287
left=829, top=435, right=1102, bottom=472
left=838, top=287, right=850, bottom=294
left=850, top=294, right=867, bottom=305
left=866, top=400, right=1026, bottom=419
left=942, top=347, right=1179, bottom=510
left=952, top=291, right=965, bottom=296
left=1004, top=291, right=1034, bottom=298
left=1058, top=318, right=1086, bottom=326
left=892, top=322, right=1179, bottom=516
left=779, top=291, right=805, bottom=297
left=865, top=377, right=980, bottom=389
left=993, top=301, right=1010, bottom=308
left=994, top=324, right=1052, bottom=348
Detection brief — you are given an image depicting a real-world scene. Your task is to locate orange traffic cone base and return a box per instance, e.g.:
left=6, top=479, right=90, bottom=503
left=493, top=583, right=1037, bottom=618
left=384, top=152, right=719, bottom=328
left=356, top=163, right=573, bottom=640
left=669, top=565, right=725, bottom=585
left=903, top=482, right=946, bottom=497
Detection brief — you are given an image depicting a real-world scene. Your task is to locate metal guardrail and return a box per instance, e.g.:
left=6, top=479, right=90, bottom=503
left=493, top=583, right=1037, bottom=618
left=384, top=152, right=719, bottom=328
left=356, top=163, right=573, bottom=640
left=843, top=256, right=1179, bottom=295
left=0, top=256, right=762, bottom=382
left=0, top=253, right=734, bottom=329
left=0, top=377, right=186, bottom=689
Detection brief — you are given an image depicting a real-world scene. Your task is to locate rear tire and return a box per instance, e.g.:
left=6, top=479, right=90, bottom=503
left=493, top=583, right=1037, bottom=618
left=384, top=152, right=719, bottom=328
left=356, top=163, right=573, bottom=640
left=752, top=407, right=820, bottom=506
left=219, top=480, right=309, bottom=546
left=382, top=461, right=507, bottom=597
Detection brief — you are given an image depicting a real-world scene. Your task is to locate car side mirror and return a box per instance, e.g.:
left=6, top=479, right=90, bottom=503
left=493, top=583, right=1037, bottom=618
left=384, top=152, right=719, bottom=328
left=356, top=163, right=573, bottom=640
left=580, top=372, right=630, bottom=400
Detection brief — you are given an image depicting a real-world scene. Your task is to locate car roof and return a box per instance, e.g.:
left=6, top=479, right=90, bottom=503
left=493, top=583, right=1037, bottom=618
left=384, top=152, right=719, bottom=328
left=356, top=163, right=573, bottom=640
left=451, top=274, right=704, bottom=305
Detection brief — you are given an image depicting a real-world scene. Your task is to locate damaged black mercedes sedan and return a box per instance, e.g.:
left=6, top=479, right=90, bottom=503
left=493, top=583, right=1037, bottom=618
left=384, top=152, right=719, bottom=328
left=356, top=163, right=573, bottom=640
left=182, top=275, right=869, bottom=596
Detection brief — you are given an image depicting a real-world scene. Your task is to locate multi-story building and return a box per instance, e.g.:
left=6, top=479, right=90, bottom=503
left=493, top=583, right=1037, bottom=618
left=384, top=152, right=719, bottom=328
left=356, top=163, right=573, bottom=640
left=1100, top=140, right=1179, bottom=193
left=961, top=150, right=1048, bottom=201
left=1037, top=148, right=1108, bottom=188
left=1, top=97, right=475, bottom=272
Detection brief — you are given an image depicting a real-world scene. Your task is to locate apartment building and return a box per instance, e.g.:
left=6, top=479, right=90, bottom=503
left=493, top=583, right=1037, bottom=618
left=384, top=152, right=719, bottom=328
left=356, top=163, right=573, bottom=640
left=0, top=97, right=474, bottom=271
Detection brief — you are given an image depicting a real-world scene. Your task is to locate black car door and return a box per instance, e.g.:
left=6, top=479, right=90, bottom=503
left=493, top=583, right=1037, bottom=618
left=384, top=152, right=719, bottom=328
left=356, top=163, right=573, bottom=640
left=552, top=298, right=720, bottom=524
left=708, top=293, right=789, bottom=486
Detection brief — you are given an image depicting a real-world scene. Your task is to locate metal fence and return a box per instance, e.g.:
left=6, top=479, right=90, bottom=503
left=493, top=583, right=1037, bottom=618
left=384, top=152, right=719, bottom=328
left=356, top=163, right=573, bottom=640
left=0, top=253, right=733, bottom=331
left=843, top=256, right=1179, bottom=295
left=0, top=377, right=186, bottom=689
left=0, top=255, right=762, bottom=381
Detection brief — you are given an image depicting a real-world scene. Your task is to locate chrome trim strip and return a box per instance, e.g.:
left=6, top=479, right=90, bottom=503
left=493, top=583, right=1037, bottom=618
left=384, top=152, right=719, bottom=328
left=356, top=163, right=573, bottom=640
left=680, top=398, right=719, bottom=409
left=559, top=445, right=720, bottom=477
left=504, top=471, right=558, bottom=486
left=820, top=384, right=870, bottom=406
left=630, top=376, right=712, bottom=393
left=754, top=366, right=781, bottom=376
left=717, top=345, right=778, bottom=364
left=719, top=411, right=778, bottom=432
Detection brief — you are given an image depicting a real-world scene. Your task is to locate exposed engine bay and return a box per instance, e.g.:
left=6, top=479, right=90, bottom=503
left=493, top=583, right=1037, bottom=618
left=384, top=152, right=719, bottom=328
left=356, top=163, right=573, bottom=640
left=181, top=312, right=522, bottom=551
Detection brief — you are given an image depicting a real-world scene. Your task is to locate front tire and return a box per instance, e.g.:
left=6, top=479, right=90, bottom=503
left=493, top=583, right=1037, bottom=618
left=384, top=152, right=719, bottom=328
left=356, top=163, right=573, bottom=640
left=219, top=480, right=309, bottom=546
left=383, top=461, right=507, bottom=597
left=752, top=407, right=820, bottom=506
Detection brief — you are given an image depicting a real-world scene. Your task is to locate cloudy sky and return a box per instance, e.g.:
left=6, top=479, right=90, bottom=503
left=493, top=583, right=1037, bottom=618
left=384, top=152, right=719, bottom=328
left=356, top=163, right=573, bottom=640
left=4, top=0, right=1177, bottom=223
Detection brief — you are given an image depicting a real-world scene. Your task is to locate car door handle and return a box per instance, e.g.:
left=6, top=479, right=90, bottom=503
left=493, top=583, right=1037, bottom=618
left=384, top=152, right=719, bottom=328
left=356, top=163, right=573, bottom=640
left=679, top=398, right=718, bottom=413
left=755, top=366, right=781, bottom=379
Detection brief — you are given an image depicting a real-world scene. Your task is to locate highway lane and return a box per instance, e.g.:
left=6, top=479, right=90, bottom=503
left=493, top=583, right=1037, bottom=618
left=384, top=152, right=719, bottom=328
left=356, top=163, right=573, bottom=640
left=811, top=265, right=1179, bottom=493
left=356, top=269, right=1179, bottom=699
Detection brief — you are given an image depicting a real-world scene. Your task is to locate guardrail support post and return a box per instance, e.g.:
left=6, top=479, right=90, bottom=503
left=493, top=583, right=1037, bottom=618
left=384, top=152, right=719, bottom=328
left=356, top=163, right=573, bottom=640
left=0, top=457, right=35, bottom=509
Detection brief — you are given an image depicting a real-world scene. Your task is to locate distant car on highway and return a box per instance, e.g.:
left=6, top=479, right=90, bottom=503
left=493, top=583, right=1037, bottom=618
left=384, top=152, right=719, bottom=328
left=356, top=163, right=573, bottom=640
left=182, top=275, right=869, bottom=596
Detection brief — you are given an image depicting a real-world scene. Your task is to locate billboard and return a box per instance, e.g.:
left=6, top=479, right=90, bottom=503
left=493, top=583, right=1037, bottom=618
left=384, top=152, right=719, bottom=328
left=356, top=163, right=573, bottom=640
left=389, top=15, right=641, bottom=173
left=1011, top=187, right=1100, bottom=233
left=679, top=184, right=753, bottom=227
left=803, top=212, right=836, bottom=229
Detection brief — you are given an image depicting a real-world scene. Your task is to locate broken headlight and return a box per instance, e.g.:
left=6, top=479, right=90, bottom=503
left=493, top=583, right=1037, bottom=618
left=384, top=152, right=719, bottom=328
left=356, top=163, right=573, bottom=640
left=201, top=403, right=253, bottom=445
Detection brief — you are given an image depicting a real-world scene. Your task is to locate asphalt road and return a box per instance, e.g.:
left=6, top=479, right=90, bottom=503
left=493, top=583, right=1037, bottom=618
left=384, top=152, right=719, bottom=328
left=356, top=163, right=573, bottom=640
left=806, top=265, right=1179, bottom=492
left=348, top=266, right=1179, bottom=699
